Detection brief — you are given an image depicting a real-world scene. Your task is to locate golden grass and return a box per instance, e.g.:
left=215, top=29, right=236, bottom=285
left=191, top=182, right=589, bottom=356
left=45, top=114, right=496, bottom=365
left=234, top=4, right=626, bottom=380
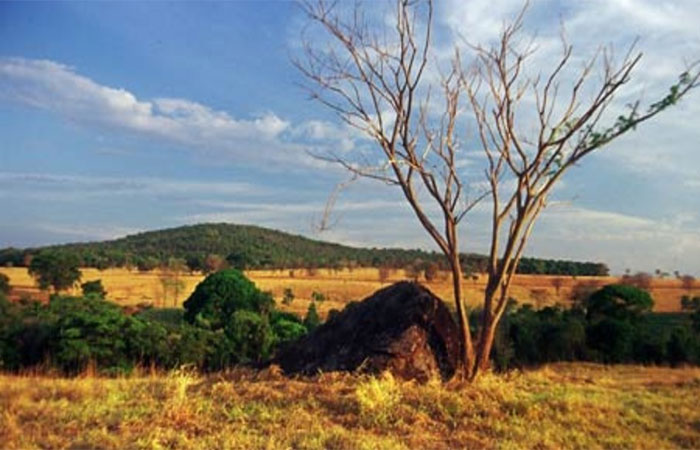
left=1, top=267, right=696, bottom=316
left=1, top=363, right=699, bottom=449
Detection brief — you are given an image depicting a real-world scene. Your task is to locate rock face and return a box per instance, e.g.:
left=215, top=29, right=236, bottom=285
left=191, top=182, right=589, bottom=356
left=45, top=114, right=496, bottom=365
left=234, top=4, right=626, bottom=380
left=275, top=281, right=460, bottom=381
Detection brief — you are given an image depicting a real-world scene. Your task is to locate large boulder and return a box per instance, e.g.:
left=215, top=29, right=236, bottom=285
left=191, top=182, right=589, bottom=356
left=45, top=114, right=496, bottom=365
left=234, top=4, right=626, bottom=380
left=275, top=281, right=460, bottom=381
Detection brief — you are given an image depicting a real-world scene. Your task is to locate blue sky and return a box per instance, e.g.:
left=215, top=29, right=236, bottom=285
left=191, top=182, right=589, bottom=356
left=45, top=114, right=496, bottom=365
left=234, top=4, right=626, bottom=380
left=1, top=0, right=699, bottom=275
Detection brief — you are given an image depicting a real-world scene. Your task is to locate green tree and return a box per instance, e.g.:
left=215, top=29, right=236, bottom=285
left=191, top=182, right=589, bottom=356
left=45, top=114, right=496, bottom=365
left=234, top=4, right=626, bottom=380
left=183, top=269, right=272, bottom=329
left=586, top=284, right=654, bottom=322
left=0, top=273, right=10, bottom=296
left=81, top=280, right=107, bottom=299
left=28, top=250, right=82, bottom=293
left=303, top=302, right=321, bottom=331
left=282, top=287, right=295, bottom=306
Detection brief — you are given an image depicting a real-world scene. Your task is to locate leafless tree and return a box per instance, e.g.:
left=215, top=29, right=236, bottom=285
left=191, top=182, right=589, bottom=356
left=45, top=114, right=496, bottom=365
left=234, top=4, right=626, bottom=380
left=295, top=0, right=699, bottom=380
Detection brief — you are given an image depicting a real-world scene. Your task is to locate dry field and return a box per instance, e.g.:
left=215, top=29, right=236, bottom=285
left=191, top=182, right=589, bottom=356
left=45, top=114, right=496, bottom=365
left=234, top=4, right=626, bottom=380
left=1, top=363, right=699, bottom=449
left=1, top=266, right=697, bottom=317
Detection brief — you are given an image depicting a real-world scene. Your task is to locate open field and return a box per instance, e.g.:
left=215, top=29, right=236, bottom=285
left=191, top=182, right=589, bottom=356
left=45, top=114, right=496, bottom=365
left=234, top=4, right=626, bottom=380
left=1, top=363, right=699, bottom=449
left=1, top=267, right=697, bottom=317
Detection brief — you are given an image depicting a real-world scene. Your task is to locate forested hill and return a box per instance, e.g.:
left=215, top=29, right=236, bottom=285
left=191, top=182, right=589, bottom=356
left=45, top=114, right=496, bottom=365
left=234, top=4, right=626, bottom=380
left=0, top=223, right=609, bottom=276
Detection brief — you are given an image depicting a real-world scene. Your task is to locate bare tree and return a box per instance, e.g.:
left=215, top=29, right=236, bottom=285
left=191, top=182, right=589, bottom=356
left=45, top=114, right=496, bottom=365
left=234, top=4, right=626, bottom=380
left=295, top=0, right=699, bottom=380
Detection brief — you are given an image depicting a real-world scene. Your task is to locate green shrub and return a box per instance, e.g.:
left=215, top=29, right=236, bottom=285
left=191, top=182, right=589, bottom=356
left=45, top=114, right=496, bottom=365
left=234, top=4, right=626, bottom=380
left=81, top=279, right=107, bottom=299
left=304, top=302, right=321, bottom=331
left=47, top=296, right=167, bottom=374
left=586, top=318, right=635, bottom=363
left=28, top=250, right=82, bottom=292
left=224, top=310, right=275, bottom=363
left=586, top=284, right=653, bottom=322
left=183, top=269, right=272, bottom=329
left=282, top=288, right=295, bottom=305
left=0, top=273, right=10, bottom=296
left=666, top=327, right=695, bottom=367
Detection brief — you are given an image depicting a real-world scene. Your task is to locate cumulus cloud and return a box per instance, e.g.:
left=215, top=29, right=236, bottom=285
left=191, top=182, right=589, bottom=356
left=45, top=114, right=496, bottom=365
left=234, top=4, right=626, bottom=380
left=0, top=57, right=303, bottom=165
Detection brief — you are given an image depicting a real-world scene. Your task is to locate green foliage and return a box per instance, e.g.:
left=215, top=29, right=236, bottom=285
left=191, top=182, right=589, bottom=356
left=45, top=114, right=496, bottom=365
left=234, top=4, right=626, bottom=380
left=28, top=250, right=82, bottom=292
left=681, top=295, right=700, bottom=311
left=586, top=284, right=653, bottom=322
left=81, top=279, right=107, bottom=299
left=692, top=309, right=700, bottom=334
left=225, top=310, right=275, bottom=363
left=0, top=273, right=10, bottom=295
left=0, top=223, right=609, bottom=276
left=304, top=302, right=321, bottom=331
left=0, top=270, right=309, bottom=373
left=666, top=327, right=694, bottom=367
left=183, top=269, right=269, bottom=329
left=271, top=318, right=307, bottom=346
left=491, top=283, right=699, bottom=370
left=311, top=291, right=326, bottom=302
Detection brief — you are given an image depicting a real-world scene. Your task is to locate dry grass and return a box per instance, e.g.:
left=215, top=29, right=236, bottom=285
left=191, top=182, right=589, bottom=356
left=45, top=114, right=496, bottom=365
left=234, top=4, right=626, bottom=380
left=1, top=363, right=699, bottom=449
left=1, top=267, right=696, bottom=316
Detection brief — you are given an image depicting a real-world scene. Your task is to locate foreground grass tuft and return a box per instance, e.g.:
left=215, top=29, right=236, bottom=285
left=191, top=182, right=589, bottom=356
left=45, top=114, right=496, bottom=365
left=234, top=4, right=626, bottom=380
left=1, top=363, right=699, bottom=449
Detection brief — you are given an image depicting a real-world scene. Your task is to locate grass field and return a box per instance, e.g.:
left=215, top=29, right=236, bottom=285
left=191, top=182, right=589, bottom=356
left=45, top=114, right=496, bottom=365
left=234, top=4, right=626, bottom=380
left=1, top=363, right=699, bottom=449
left=2, top=267, right=696, bottom=317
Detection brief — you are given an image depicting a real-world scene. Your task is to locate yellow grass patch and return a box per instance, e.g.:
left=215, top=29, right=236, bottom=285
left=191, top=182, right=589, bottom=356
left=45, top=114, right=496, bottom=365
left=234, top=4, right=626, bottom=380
left=1, top=266, right=696, bottom=316
left=0, top=363, right=698, bottom=449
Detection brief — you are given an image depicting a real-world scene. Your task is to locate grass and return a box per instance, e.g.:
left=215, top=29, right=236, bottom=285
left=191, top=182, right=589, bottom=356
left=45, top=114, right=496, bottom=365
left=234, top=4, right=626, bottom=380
left=2, top=267, right=696, bottom=316
left=1, top=363, right=699, bottom=449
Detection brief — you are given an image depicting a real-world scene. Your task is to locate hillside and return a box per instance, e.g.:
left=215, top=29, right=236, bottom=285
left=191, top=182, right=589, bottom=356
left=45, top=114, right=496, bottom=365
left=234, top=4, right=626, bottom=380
left=0, top=223, right=609, bottom=276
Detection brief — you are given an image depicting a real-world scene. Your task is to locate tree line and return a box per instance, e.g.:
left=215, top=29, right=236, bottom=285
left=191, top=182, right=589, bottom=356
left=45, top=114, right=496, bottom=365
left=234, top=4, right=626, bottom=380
left=0, top=223, right=609, bottom=276
left=1, top=269, right=698, bottom=375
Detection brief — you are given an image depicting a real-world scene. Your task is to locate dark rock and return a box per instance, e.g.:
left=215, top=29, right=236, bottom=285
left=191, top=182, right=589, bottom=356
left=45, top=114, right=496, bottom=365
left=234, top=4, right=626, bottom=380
left=275, top=281, right=460, bottom=381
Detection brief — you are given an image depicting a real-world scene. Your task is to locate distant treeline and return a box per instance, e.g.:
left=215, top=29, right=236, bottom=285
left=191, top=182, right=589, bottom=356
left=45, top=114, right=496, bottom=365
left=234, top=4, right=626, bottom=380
left=0, top=223, right=609, bottom=276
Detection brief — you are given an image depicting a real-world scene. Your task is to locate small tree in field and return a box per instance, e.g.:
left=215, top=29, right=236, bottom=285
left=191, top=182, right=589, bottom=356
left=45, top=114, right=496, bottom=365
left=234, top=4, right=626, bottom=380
left=81, top=279, right=107, bottom=299
left=296, top=0, right=699, bottom=379
left=551, top=277, right=565, bottom=296
left=28, top=250, right=82, bottom=293
left=680, top=275, right=696, bottom=292
left=378, top=265, right=393, bottom=284
left=282, top=287, right=295, bottom=305
left=0, top=273, right=10, bottom=296
left=424, top=262, right=441, bottom=282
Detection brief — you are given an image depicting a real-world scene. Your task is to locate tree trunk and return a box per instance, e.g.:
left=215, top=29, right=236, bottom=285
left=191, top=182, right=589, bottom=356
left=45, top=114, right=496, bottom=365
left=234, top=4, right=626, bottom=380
left=474, top=316, right=497, bottom=375
left=448, top=251, right=474, bottom=379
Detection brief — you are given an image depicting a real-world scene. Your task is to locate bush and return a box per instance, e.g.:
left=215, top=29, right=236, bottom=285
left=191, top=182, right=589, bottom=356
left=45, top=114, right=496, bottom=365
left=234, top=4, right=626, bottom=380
left=666, top=327, right=696, bottom=367
left=28, top=250, right=82, bottom=292
left=586, top=284, right=653, bottom=322
left=81, top=279, right=107, bottom=299
left=224, top=310, right=275, bottom=364
left=586, top=318, right=635, bottom=363
left=311, top=291, right=326, bottom=302
left=304, top=302, right=321, bottom=331
left=183, top=269, right=272, bottom=329
left=282, top=288, right=295, bottom=305
left=47, top=296, right=168, bottom=374
left=0, top=273, right=10, bottom=296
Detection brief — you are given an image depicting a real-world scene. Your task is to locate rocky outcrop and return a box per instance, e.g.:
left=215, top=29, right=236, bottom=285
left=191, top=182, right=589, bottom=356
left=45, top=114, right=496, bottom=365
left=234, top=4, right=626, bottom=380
left=275, top=281, right=460, bottom=381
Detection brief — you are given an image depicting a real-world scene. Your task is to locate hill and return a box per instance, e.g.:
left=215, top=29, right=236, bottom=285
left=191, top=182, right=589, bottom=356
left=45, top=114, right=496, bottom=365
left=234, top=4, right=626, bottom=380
left=0, top=223, right=609, bottom=276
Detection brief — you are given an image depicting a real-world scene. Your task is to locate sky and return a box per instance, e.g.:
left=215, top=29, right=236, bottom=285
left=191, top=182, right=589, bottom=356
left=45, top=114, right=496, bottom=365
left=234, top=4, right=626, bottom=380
left=1, top=0, right=699, bottom=276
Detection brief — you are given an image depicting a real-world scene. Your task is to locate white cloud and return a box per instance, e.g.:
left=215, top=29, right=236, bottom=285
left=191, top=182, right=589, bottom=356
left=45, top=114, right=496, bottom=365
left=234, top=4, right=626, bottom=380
left=0, top=172, right=259, bottom=197
left=0, top=58, right=299, bottom=165
left=32, top=223, right=144, bottom=242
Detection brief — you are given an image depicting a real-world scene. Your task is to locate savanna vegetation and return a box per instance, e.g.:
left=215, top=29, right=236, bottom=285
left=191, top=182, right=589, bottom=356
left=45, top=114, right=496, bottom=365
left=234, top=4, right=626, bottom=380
left=0, top=223, right=610, bottom=276
left=1, top=267, right=699, bottom=375
left=1, top=364, right=699, bottom=449
left=1, top=246, right=699, bottom=447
